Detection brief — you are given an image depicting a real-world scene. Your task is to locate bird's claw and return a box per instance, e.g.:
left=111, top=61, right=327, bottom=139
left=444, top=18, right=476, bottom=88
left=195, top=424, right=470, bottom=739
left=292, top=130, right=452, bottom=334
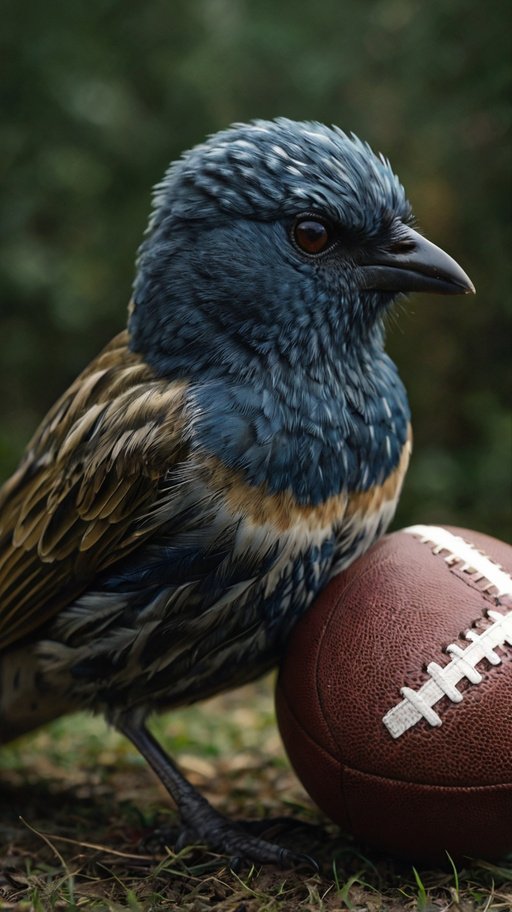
left=142, top=812, right=319, bottom=870
left=229, top=846, right=318, bottom=873
left=286, top=850, right=320, bottom=873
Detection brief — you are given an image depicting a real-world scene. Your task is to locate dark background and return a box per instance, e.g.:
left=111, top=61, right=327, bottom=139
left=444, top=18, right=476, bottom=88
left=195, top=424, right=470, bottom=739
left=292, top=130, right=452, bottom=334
left=1, top=0, right=510, bottom=538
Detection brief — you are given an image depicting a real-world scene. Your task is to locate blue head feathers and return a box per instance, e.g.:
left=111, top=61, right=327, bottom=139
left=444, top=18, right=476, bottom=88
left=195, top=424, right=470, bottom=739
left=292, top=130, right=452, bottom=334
left=128, top=118, right=473, bottom=504
left=129, top=119, right=419, bottom=377
left=144, top=118, right=411, bottom=229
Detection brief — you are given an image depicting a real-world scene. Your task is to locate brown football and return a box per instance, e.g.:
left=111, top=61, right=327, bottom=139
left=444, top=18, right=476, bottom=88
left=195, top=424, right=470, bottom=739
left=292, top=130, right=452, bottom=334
left=276, top=525, right=512, bottom=864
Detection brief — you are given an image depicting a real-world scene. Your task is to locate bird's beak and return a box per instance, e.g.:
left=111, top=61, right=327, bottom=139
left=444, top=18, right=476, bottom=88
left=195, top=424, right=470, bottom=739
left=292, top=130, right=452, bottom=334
left=359, top=224, right=475, bottom=296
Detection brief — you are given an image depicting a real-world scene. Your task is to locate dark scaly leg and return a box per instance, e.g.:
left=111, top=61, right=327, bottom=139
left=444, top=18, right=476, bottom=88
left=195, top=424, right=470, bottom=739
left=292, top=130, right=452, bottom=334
left=119, top=717, right=318, bottom=870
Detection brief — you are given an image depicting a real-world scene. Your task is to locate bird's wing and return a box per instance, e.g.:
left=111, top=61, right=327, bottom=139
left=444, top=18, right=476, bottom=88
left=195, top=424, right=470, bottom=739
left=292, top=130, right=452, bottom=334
left=0, top=331, right=190, bottom=651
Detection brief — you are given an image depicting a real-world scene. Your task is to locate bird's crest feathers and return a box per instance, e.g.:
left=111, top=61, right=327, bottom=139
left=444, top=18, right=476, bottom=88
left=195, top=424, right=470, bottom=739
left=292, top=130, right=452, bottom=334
left=147, top=118, right=412, bottom=233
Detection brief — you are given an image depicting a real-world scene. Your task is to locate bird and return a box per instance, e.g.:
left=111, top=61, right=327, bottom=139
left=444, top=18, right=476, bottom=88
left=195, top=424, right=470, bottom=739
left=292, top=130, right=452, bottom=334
left=0, top=118, right=474, bottom=867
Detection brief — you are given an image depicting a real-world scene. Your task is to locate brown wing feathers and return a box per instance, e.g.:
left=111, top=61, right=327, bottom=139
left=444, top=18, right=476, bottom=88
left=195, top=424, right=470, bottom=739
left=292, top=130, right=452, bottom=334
left=0, top=331, right=189, bottom=650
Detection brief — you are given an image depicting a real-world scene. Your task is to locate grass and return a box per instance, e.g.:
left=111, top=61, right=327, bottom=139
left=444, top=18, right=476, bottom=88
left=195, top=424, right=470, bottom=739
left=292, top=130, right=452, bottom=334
left=0, top=676, right=510, bottom=911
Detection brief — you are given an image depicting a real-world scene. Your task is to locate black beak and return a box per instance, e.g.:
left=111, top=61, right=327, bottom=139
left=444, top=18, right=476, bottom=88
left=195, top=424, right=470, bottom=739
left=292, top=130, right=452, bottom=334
left=359, top=224, right=475, bottom=296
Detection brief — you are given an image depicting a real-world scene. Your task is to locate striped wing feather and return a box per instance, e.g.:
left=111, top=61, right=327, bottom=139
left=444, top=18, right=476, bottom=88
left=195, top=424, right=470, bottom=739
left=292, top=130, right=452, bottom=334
left=0, top=332, right=189, bottom=651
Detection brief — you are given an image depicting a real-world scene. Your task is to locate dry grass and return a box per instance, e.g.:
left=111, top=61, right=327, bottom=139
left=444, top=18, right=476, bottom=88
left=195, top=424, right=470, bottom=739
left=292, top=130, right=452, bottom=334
left=0, top=677, right=510, bottom=911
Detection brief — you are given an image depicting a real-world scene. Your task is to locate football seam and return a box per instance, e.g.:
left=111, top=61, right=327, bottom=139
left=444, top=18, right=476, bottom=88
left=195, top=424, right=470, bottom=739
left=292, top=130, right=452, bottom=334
left=313, top=553, right=404, bottom=756
left=278, top=684, right=512, bottom=793
left=382, top=527, right=512, bottom=740
left=275, top=681, right=355, bottom=831
left=343, top=764, right=512, bottom=791
left=404, top=525, right=512, bottom=597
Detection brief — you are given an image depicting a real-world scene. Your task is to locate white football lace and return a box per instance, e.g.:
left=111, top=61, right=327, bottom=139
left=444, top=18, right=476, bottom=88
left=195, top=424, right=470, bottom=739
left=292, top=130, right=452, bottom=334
left=382, top=526, right=512, bottom=740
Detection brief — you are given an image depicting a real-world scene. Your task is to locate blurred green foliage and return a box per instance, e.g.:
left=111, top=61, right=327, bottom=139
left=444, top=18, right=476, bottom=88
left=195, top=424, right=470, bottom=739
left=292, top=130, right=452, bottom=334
left=1, top=0, right=511, bottom=537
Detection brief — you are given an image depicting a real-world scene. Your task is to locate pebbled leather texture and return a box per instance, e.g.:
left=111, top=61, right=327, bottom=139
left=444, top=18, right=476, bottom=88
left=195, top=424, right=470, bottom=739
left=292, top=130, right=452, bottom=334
left=275, top=526, right=512, bottom=863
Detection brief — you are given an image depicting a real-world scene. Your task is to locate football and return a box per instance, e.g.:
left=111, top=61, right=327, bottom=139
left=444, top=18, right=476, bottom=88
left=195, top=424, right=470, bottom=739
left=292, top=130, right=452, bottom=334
left=275, top=525, right=512, bottom=863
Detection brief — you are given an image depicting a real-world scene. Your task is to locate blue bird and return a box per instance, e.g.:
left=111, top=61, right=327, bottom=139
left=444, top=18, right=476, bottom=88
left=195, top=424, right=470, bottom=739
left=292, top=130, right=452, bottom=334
left=0, top=119, right=474, bottom=866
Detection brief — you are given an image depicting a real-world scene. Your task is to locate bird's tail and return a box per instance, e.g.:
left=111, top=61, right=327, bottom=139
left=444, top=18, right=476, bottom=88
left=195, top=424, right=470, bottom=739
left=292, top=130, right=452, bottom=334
left=0, top=646, right=70, bottom=745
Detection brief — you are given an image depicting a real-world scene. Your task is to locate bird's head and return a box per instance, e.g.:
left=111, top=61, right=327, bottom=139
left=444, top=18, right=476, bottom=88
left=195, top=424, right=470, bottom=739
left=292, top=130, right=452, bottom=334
left=130, top=118, right=474, bottom=380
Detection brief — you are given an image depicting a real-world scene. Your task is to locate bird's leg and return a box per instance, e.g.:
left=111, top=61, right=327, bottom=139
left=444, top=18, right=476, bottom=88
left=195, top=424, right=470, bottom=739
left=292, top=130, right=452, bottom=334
left=118, top=717, right=317, bottom=869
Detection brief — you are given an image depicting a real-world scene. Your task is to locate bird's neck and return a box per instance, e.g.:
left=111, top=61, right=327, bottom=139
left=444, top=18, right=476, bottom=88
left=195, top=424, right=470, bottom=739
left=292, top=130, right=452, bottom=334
left=129, top=293, right=409, bottom=506
left=185, top=335, right=410, bottom=506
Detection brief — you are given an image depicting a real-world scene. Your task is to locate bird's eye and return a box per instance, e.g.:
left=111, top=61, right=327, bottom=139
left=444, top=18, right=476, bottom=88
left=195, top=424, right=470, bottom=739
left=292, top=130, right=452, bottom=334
left=292, top=217, right=333, bottom=255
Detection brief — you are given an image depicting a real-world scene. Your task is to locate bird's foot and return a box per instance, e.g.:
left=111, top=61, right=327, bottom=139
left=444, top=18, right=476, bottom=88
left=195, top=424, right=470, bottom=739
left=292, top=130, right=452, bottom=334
left=121, top=721, right=319, bottom=870
left=144, top=807, right=318, bottom=871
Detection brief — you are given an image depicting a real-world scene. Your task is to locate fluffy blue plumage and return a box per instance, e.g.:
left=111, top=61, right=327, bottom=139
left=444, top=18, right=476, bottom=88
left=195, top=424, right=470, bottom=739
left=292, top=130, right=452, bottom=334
left=130, top=119, right=413, bottom=503
left=141, top=118, right=411, bottom=224
left=131, top=120, right=411, bottom=373
left=189, top=353, right=408, bottom=502
left=0, top=118, right=474, bottom=865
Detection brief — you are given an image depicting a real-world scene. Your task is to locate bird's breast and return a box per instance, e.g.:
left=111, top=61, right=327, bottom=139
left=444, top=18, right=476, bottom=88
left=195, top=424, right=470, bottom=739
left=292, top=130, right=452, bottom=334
left=188, top=355, right=411, bottom=506
left=196, top=423, right=412, bottom=538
